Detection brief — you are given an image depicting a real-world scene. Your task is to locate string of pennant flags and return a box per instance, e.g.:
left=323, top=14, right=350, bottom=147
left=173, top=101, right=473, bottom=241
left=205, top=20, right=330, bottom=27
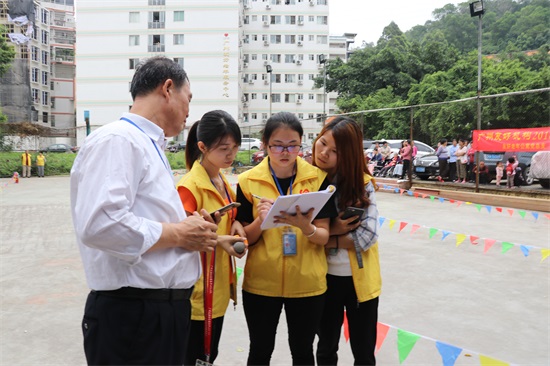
left=342, top=317, right=513, bottom=366
left=378, top=215, right=550, bottom=263
left=379, top=184, right=550, bottom=223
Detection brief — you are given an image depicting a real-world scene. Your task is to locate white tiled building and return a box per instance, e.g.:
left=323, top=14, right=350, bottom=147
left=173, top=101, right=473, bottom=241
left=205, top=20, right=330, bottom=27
left=75, top=0, right=353, bottom=146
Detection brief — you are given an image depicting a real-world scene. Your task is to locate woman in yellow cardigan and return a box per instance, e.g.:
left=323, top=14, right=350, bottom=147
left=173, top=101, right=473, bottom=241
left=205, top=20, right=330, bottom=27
left=236, top=112, right=338, bottom=365
left=176, top=110, right=246, bottom=365
left=313, top=116, right=381, bottom=365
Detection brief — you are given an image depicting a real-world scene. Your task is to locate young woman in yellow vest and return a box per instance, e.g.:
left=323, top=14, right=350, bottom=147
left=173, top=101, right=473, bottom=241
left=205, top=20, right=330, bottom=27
left=236, top=111, right=338, bottom=365
left=176, top=110, right=247, bottom=365
left=313, top=116, right=381, bottom=366
left=36, top=152, right=46, bottom=177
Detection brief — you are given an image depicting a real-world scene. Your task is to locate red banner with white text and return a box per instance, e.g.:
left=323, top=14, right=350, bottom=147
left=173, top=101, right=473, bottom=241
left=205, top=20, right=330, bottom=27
left=472, top=127, right=550, bottom=152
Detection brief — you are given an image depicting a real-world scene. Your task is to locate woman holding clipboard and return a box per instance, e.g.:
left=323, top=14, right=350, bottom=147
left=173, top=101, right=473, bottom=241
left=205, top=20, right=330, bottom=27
left=236, top=112, right=337, bottom=365
left=313, top=116, right=381, bottom=366
left=176, top=110, right=247, bottom=365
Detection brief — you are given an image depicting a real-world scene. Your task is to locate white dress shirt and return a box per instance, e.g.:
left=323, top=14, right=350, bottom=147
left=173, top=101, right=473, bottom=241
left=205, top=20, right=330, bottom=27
left=70, top=113, right=201, bottom=290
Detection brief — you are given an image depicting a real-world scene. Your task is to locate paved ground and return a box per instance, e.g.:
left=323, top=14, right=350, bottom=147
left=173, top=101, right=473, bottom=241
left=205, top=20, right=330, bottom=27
left=0, top=175, right=548, bottom=365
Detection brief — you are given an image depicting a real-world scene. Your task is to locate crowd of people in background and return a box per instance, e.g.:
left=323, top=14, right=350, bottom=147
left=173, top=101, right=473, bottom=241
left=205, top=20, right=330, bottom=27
left=366, top=137, right=521, bottom=189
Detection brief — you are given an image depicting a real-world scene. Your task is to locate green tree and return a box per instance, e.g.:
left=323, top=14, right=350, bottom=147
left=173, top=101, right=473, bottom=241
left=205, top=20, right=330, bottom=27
left=0, top=26, right=16, bottom=77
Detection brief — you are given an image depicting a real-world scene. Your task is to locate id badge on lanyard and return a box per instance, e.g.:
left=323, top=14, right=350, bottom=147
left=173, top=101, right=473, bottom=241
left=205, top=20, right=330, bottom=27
left=282, top=227, right=297, bottom=256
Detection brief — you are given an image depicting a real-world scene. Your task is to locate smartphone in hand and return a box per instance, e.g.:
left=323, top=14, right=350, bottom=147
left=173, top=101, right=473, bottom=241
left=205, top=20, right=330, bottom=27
left=341, top=207, right=365, bottom=225
left=210, top=202, right=241, bottom=220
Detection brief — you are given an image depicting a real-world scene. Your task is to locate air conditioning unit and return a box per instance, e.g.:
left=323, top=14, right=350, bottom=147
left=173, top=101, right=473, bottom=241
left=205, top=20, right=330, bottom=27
left=243, top=102, right=248, bottom=107
left=262, top=119, right=267, bottom=123
left=309, top=0, right=314, bottom=6
left=296, top=60, right=302, bottom=65
left=296, top=99, right=302, bottom=104
left=298, top=80, right=303, bottom=85
left=264, top=80, right=269, bottom=85
left=297, top=41, right=303, bottom=46
left=248, top=80, right=254, bottom=84
left=266, top=4, right=271, bottom=9
left=263, top=21, right=269, bottom=27
left=264, top=40, right=269, bottom=46
left=264, top=60, right=269, bottom=65
left=298, top=21, right=304, bottom=25
left=244, top=62, right=249, bottom=68
left=318, top=63, right=324, bottom=69
left=244, top=4, right=251, bottom=9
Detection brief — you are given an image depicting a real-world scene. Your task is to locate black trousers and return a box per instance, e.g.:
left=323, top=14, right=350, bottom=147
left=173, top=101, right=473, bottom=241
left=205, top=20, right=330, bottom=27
left=316, top=275, right=379, bottom=366
left=438, top=159, right=449, bottom=179
left=243, top=290, right=325, bottom=366
left=82, top=291, right=191, bottom=365
left=449, top=162, right=457, bottom=181
left=184, top=317, right=225, bottom=366
left=400, top=159, right=411, bottom=179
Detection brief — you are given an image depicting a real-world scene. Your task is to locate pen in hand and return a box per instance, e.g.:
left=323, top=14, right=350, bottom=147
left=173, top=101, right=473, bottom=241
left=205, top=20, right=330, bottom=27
left=252, top=194, right=263, bottom=200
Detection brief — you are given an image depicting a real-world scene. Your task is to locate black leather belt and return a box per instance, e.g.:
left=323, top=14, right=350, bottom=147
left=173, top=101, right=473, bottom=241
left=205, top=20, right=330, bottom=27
left=93, top=286, right=194, bottom=301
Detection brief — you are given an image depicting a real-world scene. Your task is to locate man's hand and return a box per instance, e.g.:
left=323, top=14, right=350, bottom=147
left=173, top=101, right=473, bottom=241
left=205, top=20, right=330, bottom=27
left=156, top=209, right=218, bottom=252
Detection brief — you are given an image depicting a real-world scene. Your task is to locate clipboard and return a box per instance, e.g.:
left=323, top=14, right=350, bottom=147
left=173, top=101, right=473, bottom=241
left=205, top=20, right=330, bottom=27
left=260, top=185, right=336, bottom=230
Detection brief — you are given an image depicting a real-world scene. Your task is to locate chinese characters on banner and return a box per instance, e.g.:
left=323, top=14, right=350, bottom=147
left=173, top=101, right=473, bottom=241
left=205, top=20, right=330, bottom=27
left=222, top=33, right=230, bottom=98
left=472, top=127, right=550, bottom=152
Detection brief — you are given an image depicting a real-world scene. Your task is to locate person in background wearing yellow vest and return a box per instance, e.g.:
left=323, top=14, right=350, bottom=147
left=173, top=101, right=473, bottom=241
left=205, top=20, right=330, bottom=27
left=236, top=112, right=338, bottom=365
left=313, top=116, right=381, bottom=366
left=36, top=152, right=46, bottom=177
left=21, top=150, right=32, bottom=178
left=176, top=110, right=247, bottom=365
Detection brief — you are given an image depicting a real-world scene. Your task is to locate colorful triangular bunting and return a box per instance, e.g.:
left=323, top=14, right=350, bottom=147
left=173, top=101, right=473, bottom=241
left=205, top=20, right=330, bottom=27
left=389, top=220, right=396, bottom=230
left=470, top=235, right=479, bottom=245
left=486, top=206, right=492, bottom=213
left=441, top=231, right=451, bottom=241
left=429, top=228, right=438, bottom=239
left=507, top=209, right=514, bottom=216
left=541, top=249, right=550, bottom=263
left=518, top=210, right=526, bottom=219
left=520, top=245, right=531, bottom=257
left=375, top=323, right=390, bottom=353
left=398, top=222, right=408, bottom=233
left=479, top=354, right=509, bottom=366
left=435, top=341, right=462, bottom=366
left=410, top=224, right=421, bottom=235
left=456, top=234, right=466, bottom=247
left=501, top=242, right=514, bottom=254
left=343, top=311, right=349, bottom=342
left=484, top=239, right=496, bottom=253
left=397, top=329, right=421, bottom=364
left=379, top=217, right=386, bottom=227
left=532, top=212, right=539, bottom=221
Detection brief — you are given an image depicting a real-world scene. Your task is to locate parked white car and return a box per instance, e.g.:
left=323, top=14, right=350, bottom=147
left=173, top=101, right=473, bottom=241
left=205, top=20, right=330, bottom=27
left=239, top=138, right=262, bottom=151
left=365, top=139, right=435, bottom=159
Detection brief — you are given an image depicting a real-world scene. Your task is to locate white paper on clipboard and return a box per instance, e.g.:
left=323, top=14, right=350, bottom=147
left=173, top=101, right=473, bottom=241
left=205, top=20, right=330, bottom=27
left=260, top=185, right=336, bottom=230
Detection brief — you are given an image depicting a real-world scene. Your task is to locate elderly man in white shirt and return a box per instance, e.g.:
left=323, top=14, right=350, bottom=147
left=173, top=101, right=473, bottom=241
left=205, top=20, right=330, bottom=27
left=70, top=56, right=222, bottom=365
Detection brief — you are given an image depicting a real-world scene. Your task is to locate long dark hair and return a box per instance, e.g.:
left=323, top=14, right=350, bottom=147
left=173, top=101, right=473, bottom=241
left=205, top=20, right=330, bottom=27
left=185, top=110, right=241, bottom=170
left=313, top=116, right=371, bottom=210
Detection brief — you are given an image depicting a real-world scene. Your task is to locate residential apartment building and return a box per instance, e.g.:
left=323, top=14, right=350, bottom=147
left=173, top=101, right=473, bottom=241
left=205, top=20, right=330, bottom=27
left=73, top=0, right=354, bottom=146
left=0, top=0, right=75, bottom=139
left=75, top=0, right=241, bottom=144
left=240, top=0, right=331, bottom=145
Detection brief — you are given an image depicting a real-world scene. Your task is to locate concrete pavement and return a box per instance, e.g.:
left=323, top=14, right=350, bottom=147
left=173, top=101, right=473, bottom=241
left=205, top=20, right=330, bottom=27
left=0, top=175, right=548, bottom=365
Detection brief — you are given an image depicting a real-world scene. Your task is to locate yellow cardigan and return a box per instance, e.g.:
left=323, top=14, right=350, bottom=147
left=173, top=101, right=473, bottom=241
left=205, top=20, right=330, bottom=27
left=238, top=157, right=329, bottom=298
left=176, top=161, right=237, bottom=320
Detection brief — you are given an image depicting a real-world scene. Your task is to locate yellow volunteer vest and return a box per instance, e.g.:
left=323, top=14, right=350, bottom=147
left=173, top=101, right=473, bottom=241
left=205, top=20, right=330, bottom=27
left=346, top=174, right=382, bottom=302
left=238, top=157, right=329, bottom=298
left=176, top=161, right=238, bottom=320
left=36, top=155, right=45, bottom=166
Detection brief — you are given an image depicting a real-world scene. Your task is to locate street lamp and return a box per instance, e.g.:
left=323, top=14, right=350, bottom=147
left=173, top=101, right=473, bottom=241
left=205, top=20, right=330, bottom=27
left=318, top=54, right=327, bottom=119
left=470, top=0, right=484, bottom=191
left=266, top=64, right=273, bottom=117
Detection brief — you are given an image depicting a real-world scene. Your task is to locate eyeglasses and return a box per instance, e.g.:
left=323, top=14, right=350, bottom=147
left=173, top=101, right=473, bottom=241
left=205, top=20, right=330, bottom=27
left=268, top=145, right=302, bottom=154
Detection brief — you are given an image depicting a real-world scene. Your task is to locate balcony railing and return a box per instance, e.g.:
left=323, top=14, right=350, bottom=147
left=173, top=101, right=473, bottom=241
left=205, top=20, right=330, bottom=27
left=148, top=21, right=165, bottom=29
left=148, top=44, right=165, bottom=53
left=148, top=0, right=165, bottom=5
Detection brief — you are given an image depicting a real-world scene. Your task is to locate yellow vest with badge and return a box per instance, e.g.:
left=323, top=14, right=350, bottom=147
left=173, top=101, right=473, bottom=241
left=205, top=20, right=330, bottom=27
left=346, top=174, right=382, bottom=303
left=176, top=160, right=238, bottom=320
left=238, top=157, right=328, bottom=298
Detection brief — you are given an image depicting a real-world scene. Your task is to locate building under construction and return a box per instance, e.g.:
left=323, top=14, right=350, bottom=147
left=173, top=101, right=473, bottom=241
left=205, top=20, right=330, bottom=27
left=0, top=0, right=76, bottom=148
